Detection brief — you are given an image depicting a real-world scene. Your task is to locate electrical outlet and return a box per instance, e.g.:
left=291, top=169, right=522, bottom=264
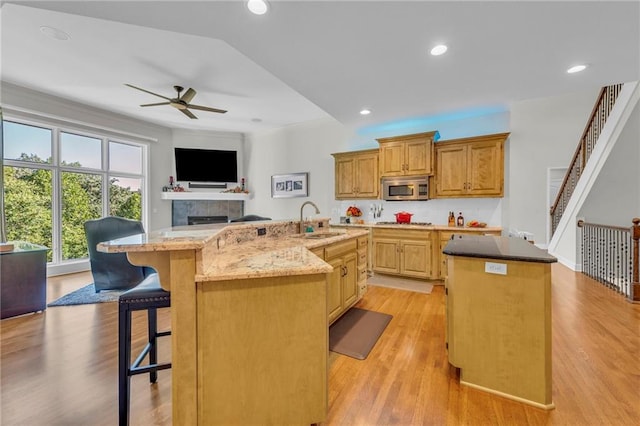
left=318, top=222, right=324, bottom=228
left=257, top=228, right=266, bottom=236
left=485, top=262, right=507, bottom=275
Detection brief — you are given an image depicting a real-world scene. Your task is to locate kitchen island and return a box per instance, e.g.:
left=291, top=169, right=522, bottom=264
left=98, top=219, right=369, bottom=425
left=443, top=235, right=557, bottom=409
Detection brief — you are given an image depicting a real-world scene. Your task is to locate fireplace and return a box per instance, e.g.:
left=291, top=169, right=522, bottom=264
left=187, top=215, right=228, bottom=225
left=172, top=200, right=244, bottom=226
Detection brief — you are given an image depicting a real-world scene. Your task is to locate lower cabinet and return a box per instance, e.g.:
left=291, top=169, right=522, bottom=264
left=323, top=238, right=359, bottom=324
left=372, top=228, right=433, bottom=279
left=438, top=230, right=501, bottom=279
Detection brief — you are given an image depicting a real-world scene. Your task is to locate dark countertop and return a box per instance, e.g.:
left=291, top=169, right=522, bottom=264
left=443, top=235, right=557, bottom=263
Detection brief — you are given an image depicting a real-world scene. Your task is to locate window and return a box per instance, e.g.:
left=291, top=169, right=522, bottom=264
left=2, top=119, right=148, bottom=270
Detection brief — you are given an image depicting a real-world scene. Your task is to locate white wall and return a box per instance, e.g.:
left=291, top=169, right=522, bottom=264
left=244, top=117, right=349, bottom=220
left=508, top=89, right=600, bottom=245
left=579, top=100, right=640, bottom=225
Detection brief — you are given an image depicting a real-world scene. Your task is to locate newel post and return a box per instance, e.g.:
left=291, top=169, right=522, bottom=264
left=631, top=218, right=640, bottom=302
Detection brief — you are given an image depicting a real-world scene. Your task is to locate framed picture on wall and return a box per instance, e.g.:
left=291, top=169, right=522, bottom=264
left=271, top=172, right=308, bottom=198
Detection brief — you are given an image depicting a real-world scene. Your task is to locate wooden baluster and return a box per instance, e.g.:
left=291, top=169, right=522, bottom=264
left=631, top=218, right=640, bottom=302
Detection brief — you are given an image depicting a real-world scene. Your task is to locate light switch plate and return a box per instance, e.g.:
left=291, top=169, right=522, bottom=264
left=485, top=262, right=507, bottom=275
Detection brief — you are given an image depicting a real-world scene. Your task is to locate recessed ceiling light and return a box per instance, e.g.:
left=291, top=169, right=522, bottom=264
left=360, top=109, right=371, bottom=115
left=567, top=64, right=587, bottom=74
left=430, top=44, right=448, bottom=56
left=251, top=118, right=263, bottom=123
left=40, top=26, right=70, bottom=41
left=247, top=0, right=269, bottom=15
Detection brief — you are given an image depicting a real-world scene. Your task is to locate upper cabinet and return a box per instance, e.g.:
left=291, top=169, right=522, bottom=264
left=332, top=149, right=379, bottom=199
left=377, top=131, right=438, bottom=178
left=434, top=132, right=509, bottom=198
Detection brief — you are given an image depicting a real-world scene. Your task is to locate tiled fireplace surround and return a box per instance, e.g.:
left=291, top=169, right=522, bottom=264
left=171, top=200, right=244, bottom=226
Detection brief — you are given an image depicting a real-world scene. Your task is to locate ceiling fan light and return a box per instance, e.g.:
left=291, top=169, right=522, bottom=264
left=247, top=0, right=269, bottom=15
left=360, top=109, right=371, bottom=115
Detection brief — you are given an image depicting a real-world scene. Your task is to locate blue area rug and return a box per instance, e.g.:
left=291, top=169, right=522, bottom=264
left=47, top=283, right=123, bottom=307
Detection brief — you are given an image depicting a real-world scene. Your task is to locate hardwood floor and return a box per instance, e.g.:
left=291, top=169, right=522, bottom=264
left=1, top=263, right=638, bottom=425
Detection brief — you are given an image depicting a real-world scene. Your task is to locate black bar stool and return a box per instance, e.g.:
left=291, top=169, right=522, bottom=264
left=118, top=273, right=171, bottom=426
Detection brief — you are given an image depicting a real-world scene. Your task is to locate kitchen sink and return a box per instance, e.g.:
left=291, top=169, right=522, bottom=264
left=290, top=231, right=345, bottom=239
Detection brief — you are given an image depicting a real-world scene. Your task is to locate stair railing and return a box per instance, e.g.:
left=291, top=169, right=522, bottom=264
left=578, top=218, right=640, bottom=302
left=550, top=84, right=623, bottom=236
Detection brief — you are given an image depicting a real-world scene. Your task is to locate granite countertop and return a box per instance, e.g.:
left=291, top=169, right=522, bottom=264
left=443, top=235, right=557, bottom=263
left=97, top=219, right=369, bottom=282
left=333, top=222, right=502, bottom=232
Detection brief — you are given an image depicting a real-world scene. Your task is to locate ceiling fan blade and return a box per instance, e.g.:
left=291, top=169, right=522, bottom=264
left=181, top=88, right=197, bottom=104
left=187, top=104, right=228, bottom=114
left=181, top=108, right=198, bottom=119
left=140, top=102, right=171, bottom=107
left=125, top=84, right=171, bottom=101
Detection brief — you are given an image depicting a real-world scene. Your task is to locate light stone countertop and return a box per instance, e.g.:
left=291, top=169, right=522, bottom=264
left=97, top=219, right=369, bottom=282
left=333, top=222, right=502, bottom=233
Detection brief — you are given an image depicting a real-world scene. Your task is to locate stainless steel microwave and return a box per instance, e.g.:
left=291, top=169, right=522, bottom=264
left=382, top=176, right=429, bottom=201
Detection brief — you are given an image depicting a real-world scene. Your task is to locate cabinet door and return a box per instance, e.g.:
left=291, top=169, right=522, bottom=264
left=327, top=258, right=343, bottom=323
left=435, top=144, right=467, bottom=197
left=400, top=239, right=431, bottom=279
left=467, top=140, right=503, bottom=196
left=439, top=238, right=449, bottom=279
left=335, top=157, right=355, bottom=199
left=373, top=238, right=400, bottom=274
left=405, top=139, right=432, bottom=176
left=379, top=143, right=405, bottom=177
left=355, top=153, right=379, bottom=198
left=342, top=252, right=358, bottom=308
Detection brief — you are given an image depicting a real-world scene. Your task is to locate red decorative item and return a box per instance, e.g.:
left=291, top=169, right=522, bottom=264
left=394, top=211, right=413, bottom=224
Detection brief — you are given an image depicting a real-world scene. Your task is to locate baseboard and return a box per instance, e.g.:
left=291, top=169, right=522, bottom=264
left=553, top=253, right=579, bottom=271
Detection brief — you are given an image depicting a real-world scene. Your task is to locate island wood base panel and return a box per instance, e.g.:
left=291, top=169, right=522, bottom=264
left=460, top=380, right=555, bottom=410
left=446, top=256, right=553, bottom=408
left=196, top=274, right=328, bottom=425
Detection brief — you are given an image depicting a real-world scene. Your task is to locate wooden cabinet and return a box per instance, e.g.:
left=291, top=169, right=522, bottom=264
left=332, top=149, right=379, bottom=199
left=377, top=131, right=438, bottom=178
left=444, top=237, right=555, bottom=408
left=434, top=133, right=509, bottom=198
left=323, top=238, right=359, bottom=324
left=357, top=235, right=369, bottom=297
left=372, top=228, right=433, bottom=279
left=437, top=230, right=501, bottom=279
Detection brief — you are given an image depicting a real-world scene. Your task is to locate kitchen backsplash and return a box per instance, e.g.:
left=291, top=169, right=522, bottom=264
left=332, top=198, right=502, bottom=226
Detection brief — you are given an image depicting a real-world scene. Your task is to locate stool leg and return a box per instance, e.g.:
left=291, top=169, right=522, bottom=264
left=148, top=307, right=158, bottom=383
left=119, top=304, right=132, bottom=426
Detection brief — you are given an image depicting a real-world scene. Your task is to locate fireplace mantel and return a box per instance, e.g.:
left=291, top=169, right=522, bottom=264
left=160, top=192, right=251, bottom=201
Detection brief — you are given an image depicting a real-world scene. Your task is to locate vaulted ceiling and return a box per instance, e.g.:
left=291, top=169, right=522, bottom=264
left=2, top=1, right=639, bottom=134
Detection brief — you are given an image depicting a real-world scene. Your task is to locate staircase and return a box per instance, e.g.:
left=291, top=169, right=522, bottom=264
left=550, top=84, right=622, bottom=236
left=548, top=81, right=640, bottom=267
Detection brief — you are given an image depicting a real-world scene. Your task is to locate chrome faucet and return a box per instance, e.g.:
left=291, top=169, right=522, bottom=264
left=300, top=201, right=320, bottom=233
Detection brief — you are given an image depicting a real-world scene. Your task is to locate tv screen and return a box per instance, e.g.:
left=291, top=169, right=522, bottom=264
left=174, top=148, right=238, bottom=183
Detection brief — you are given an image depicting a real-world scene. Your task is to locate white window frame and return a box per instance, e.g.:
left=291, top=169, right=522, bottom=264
left=3, top=116, right=149, bottom=276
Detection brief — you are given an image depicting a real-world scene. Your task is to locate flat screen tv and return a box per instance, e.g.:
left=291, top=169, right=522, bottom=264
left=174, top=148, right=238, bottom=183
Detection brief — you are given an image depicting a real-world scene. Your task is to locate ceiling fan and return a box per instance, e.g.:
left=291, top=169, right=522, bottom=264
left=125, top=84, right=227, bottom=119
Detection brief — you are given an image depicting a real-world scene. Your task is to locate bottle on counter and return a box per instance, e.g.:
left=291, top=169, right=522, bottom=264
left=457, top=212, right=464, bottom=227
left=448, top=211, right=455, bottom=227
